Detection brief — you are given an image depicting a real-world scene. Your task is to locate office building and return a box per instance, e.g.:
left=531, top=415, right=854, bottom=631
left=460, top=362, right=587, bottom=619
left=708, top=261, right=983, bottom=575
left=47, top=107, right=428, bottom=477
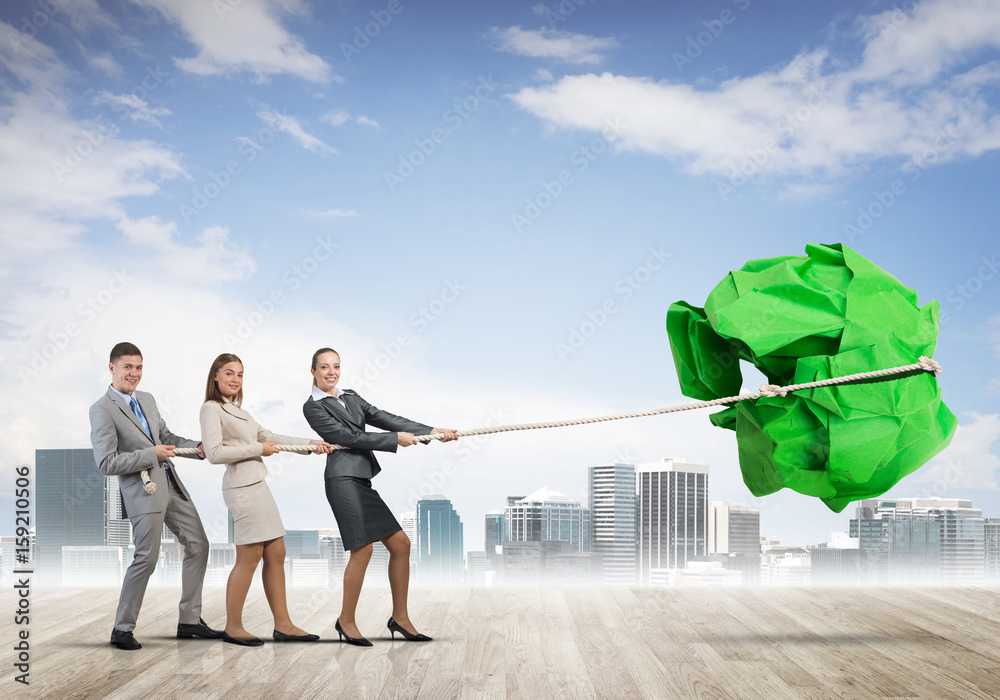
left=505, top=486, right=589, bottom=553
left=36, top=449, right=107, bottom=581
left=416, top=496, right=464, bottom=584
left=106, top=475, right=131, bottom=548
left=588, top=463, right=636, bottom=584
left=285, top=530, right=320, bottom=560
left=61, top=545, right=122, bottom=587
left=852, top=498, right=982, bottom=585
left=485, top=511, right=504, bottom=569
left=636, top=458, right=709, bottom=585
left=708, top=502, right=760, bottom=556
left=986, top=518, right=1000, bottom=580
left=466, top=550, right=487, bottom=585
left=401, top=511, right=418, bottom=568
left=499, top=540, right=591, bottom=584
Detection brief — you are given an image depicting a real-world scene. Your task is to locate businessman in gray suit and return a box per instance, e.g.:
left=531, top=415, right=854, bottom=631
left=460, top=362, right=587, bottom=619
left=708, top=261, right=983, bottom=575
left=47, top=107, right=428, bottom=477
left=90, top=342, right=222, bottom=650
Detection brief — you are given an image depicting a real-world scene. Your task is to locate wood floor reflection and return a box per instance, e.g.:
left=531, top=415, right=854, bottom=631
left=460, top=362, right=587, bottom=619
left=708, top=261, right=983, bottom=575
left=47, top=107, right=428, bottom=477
left=11, top=584, right=1000, bottom=699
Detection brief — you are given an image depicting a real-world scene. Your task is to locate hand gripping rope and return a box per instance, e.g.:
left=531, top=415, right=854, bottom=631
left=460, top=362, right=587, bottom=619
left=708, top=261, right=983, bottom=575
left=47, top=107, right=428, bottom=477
left=137, top=356, right=943, bottom=494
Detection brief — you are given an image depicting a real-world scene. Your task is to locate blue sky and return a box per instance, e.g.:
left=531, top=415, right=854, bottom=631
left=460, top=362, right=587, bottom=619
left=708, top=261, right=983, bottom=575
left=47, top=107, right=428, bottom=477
left=1, top=0, right=998, bottom=552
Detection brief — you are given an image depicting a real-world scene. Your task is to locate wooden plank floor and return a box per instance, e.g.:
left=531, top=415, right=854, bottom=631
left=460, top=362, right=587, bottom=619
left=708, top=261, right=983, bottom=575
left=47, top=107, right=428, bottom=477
left=5, top=584, right=1000, bottom=699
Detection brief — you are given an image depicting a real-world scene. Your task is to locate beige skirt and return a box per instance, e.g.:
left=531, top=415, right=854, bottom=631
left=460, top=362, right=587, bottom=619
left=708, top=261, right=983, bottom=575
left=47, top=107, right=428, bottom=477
left=223, top=480, right=285, bottom=545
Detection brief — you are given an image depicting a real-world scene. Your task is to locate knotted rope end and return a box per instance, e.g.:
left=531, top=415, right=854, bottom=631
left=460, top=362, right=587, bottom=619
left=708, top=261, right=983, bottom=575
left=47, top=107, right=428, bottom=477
left=917, top=356, right=943, bottom=375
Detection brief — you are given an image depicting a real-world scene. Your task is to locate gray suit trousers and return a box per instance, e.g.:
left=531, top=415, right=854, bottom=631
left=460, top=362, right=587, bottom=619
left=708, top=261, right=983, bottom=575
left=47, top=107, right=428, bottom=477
left=114, top=472, right=209, bottom=631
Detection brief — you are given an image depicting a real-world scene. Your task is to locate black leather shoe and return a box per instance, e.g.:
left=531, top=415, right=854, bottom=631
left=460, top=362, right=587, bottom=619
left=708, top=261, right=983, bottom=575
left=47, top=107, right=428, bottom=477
left=387, top=617, right=432, bottom=642
left=273, top=629, right=320, bottom=642
left=177, top=618, right=224, bottom=639
left=223, top=632, right=264, bottom=647
left=335, top=619, right=372, bottom=647
left=111, top=629, right=142, bottom=650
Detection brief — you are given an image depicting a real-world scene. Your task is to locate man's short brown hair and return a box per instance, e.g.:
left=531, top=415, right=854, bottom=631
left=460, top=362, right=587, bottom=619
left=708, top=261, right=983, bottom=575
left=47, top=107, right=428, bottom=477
left=110, top=342, right=142, bottom=363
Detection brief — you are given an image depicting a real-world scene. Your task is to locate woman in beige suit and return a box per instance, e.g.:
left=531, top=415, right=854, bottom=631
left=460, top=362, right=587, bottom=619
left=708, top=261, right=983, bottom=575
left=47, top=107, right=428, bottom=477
left=200, top=353, right=333, bottom=646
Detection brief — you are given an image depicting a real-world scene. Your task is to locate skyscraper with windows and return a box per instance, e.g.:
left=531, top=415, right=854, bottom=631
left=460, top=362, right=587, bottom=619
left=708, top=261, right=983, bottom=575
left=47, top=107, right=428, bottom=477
left=708, top=502, right=759, bottom=556
left=504, top=486, right=589, bottom=553
left=484, top=511, right=504, bottom=569
left=588, top=463, right=636, bottom=584
left=416, top=496, right=464, bottom=584
left=36, top=449, right=107, bottom=581
left=106, top=475, right=131, bottom=548
left=852, top=497, right=982, bottom=585
left=637, top=458, right=709, bottom=585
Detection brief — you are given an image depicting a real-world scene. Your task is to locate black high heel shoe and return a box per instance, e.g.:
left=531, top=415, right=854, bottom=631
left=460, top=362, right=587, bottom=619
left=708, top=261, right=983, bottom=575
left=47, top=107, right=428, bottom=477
left=335, top=619, right=373, bottom=647
left=387, top=617, right=432, bottom=642
left=273, top=629, right=320, bottom=642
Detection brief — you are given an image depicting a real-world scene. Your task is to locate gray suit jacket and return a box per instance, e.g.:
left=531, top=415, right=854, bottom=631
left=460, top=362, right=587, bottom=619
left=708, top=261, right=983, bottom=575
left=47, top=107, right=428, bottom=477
left=89, top=387, right=201, bottom=518
left=302, top=389, right=431, bottom=479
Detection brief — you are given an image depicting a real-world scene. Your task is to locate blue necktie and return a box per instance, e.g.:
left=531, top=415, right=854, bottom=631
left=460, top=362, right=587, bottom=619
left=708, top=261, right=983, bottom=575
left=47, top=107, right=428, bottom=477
left=129, top=396, right=152, bottom=438
left=131, top=396, right=170, bottom=470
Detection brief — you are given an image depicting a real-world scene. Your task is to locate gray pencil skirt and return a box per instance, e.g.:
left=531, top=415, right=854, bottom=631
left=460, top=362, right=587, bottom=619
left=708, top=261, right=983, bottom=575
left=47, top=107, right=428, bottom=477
left=223, top=480, right=285, bottom=545
left=325, top=476, right=402, bottom=551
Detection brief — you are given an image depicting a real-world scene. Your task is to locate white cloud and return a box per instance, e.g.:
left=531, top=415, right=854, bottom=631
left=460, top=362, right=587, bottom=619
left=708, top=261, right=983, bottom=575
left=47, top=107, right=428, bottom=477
left=320, top=109, right=350, bottom=126
left=778, top=183, right=838, bottom=201
left=94, top=90, right=172, bottom=127
left=509, top=0, right=1000, bottom=187
left=855, top=0, right=1000, bottom=85
left=131, top=0, right=334, bottom=83
left=62, top=0, right=125, bottom=36
left=320, top=110, right=380, bottom=128
left=256, top=107, right=337, bottom=155
left=916, top=412, right=1000, bottom=491
left=487, top=26, right=618, bottom=65
left=300, top=208, right=358, bottom=219
left=0, top=23, right=185, bottom=259
left=116, top=216, right=256, bottom=281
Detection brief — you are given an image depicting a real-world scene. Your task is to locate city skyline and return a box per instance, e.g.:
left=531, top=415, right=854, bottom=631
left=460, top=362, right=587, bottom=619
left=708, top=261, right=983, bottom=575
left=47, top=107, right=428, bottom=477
left=9, top=446, right=1000, bottom=589
left=1, top=0, right=998, bottom=554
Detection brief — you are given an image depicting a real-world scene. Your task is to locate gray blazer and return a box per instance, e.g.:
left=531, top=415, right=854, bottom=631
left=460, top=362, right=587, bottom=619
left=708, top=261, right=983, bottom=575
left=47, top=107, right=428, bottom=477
left=302, top=389, right=431, bottom=479
left=89, top=387, right=201, bottom=518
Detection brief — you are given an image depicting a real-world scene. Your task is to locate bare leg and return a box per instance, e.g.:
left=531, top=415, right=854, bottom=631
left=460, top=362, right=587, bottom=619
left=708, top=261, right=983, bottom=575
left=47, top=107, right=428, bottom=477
left=261, top=537, right=308, bottom=635
left=381, top=530, right=420, bottom=635
left=339, top=543, right=372, bottom=638
left=226, top=543, right=263, bottom=639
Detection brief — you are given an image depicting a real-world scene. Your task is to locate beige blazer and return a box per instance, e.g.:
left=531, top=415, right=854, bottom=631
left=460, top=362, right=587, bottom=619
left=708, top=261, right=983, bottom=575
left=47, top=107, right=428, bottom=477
left=200, top=400, right=313, bottom=489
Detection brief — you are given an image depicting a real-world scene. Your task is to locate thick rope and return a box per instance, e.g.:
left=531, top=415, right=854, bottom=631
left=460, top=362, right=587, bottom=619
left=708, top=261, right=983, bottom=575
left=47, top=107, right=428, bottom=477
left=138, top=356, right=942, bottom=492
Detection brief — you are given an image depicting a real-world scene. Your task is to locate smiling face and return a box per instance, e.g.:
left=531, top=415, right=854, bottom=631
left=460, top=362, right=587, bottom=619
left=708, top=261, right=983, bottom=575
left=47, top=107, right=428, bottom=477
left=311, top=351, right=340, bottom=393
left=214, top=361, right=244, bottom=400
left=110, top=355, right=143, bottom=395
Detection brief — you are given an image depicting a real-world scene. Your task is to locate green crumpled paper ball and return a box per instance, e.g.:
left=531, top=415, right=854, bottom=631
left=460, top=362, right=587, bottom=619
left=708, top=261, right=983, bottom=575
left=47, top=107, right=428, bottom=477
left=667, top=242, right=957, bottom=513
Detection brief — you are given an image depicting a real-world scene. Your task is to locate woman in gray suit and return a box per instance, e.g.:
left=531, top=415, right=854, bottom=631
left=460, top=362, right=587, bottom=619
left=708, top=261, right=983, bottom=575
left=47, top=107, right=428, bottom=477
left=201, top=352, right=333, bottom=646
left=303, top=347, right=457, bottom=646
